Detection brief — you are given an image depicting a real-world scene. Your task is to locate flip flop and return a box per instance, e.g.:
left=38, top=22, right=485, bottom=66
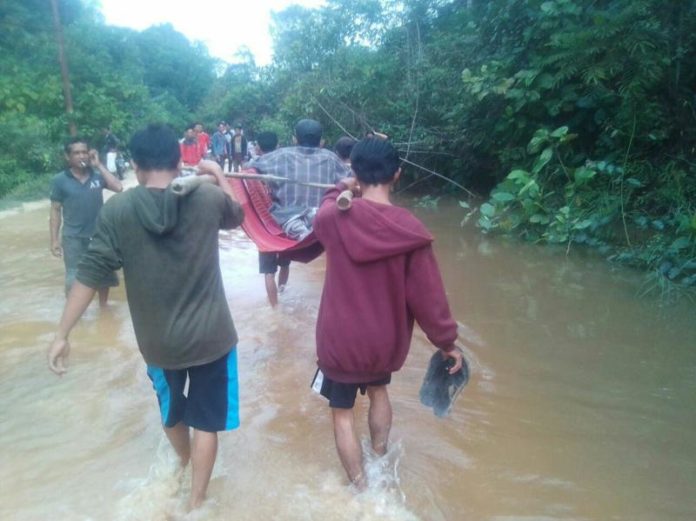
left=419, top=347, right=469, bottom=417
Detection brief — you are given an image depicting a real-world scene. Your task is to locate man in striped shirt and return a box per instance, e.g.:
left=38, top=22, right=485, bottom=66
left=250, top=119, right=350, bottom=239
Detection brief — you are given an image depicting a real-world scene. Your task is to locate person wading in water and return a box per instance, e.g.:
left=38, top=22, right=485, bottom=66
left=311, top=138, right=463, bottom=489
left=47, top=124, right=245, bottom=511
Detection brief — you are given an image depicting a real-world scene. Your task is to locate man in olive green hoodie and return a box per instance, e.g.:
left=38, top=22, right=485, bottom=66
left=47, top=123, right=244, bottom=510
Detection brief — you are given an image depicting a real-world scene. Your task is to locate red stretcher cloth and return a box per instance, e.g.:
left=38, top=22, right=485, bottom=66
left=228, top=170, right=324, bottom=263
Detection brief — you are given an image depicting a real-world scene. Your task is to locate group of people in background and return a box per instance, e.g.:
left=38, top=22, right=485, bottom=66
left=181, top=121, right=250, bottom=172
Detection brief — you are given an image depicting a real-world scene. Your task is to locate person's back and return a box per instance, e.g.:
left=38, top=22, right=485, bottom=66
left=252, top=119, right=349, bottom=238
left=48, top=124, right=245, bottom=510
left=81, top=181, right=241, bottom=366
left=314, top=141, right=457, bottom=382
left=311, top=138, right=462, bottom=489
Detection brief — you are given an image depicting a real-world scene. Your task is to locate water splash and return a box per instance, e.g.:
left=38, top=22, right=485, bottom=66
left=114, top=438, right=186, bottom=521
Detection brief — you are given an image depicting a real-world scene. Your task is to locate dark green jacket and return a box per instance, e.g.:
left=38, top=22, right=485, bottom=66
left=77, top=182, right=244, bottom=369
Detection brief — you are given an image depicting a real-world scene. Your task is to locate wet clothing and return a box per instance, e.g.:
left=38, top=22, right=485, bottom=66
left=147, top=347, right=240, bottom=432
left=251, top=146, right=349, bottom=229
left=312, top=368, right=391, bottom=409
left=62, top=235, right=118, bottom=293
left=313, top=183, right=458, bottom=384
left=50, top=168, right=119, bottom=291
left=50, top=169, right=108, bottom=239
left=258, top=251, right=291, bottom=274
left=76, top=182, right=244, bottom=369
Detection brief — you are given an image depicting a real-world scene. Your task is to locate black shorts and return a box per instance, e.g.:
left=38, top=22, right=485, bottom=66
left=312, top=369, right=391, bottom=409
left=258, top=252, right=291, bottom=274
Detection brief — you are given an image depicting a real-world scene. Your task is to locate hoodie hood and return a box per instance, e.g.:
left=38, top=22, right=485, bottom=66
left=131, top=185, right=184, bottom=235
left=333, top=199, right=433, bottom=263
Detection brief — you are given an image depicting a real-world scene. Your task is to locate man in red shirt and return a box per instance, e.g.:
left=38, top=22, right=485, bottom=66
left=194, top=122, right=210, bottom=158
left=180, top=125, right=203, bottom=167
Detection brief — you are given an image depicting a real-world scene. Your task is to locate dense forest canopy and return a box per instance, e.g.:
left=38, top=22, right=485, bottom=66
left=1, top=0, right=694, bottom=288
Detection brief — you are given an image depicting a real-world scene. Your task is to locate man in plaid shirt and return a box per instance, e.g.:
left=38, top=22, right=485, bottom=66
left=250, top=119, right=350, bottom=239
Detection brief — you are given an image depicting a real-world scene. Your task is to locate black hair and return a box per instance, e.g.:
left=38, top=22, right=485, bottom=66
left=256, top=131, right=278, bottom=154
left=294, top=119, right=322, bottom=147
left=128, top=124, right=181, bottom=171
left=334, top=136, right=356, bottom=161
left=64, top=136, right=89, bottom=154
left=350, top=138, right=400, bottom=185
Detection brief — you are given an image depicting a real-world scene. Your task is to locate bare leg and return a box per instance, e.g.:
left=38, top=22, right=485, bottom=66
left=332, top=407, right=366, bottom=489
left=366, top=385, right=392, bottom=455
left=264, top=273, right=279, bottom=307
left=189, top=429, right=218, bottom=510
left=278, top=265, right=289, bottom=288
left=164, top=421, right=191, bottom=466
left=97, top=287, right=110, bottom=307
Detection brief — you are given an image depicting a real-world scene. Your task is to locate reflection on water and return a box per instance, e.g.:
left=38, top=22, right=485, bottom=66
left=1, top=193, right=695, bottom=520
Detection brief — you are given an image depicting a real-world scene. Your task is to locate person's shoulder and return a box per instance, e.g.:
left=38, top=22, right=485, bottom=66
left=388, top=205, right=432, bottom=236
left=191, top=182, right=227, bottom=203
left=52, top=169, right=69, bottom=181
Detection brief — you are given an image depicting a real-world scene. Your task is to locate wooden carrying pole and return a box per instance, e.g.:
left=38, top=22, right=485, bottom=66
left=171, top=173, right=355, bottom=210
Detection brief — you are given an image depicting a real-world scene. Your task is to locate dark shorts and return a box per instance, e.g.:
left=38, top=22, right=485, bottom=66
left=62, top=235, right=119, bottom=293
left=312, top=369, right=391, bottom=409
left=146, top=347, right=239, bottom=432
left=258, top=251, right=291, bottom=274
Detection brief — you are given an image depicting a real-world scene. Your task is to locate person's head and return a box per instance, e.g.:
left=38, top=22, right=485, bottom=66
left=184, top=125, right=195, bottom=140
left=294, top=119, right=322, bottom=147
left=350, top=138, right=401, bottom=186
left=334, top=136, right=356, bottom=162
left=128, top=124, right=181, bottom=173
left=194, top=123, right=204, bottom=134
left=218, top=122, right=226, bottom=133
left=255, top=131, right=278, bottom=155
left=64, top=137, right=90, bottom=170
left=234, top=124, right=242, bottom=136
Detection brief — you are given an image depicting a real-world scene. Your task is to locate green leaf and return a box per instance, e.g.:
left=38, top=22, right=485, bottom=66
left=507, top=169, right=530, bottom=182
left=480, top=203, right=496, bottom=217
left=532, top=147, right=553, bottom=174
left=492, top=191, right=515, bottom=202
left=529, top=214, right=549, bottom=224
left=669, top=237, right=691, bottom=251
left=574, top=166, right=596, bottom=186
left=550, top=126, right=568, bottom=138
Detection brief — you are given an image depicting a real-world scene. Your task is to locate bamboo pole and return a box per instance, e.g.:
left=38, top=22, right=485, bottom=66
left=172, top=173, right=354, bottom=210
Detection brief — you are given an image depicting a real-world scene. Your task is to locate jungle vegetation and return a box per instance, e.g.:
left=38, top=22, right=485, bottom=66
left=1, top=0, right=694, bottom=288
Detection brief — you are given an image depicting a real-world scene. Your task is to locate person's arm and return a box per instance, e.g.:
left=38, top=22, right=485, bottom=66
left=406, top=245, right=463, bottom=373
left=49, top=201, right=63, bottom=257
left=47, top=281, right=98, bottom=375
left=89, top=149, right=123, bottom=193
left=196, top=160, right=236, bottom=201
left=319, top=177, right=359, bottom=208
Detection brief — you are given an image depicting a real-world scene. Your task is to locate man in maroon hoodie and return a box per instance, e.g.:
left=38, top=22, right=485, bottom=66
left=312, top=138, right=464, bottom=489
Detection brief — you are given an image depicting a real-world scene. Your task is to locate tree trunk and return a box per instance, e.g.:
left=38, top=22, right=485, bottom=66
left=49, top=0, right=77, bottom=136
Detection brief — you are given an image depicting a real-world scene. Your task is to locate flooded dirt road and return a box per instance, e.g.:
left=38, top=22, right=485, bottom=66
left=1, top=189, right=695, bottom=520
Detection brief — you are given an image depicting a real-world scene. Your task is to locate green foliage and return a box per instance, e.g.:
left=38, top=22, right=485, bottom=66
left=2, top=0, right=695, bottom=290
left=0, top=0, right=216, bottom=200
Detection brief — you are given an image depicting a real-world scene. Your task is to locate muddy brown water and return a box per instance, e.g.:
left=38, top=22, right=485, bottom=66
left=1, top=186, right=695, bottom=520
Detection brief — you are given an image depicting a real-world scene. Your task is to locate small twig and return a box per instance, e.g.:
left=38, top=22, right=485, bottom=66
left=395, top=173, right=434, bottom=194
left=620, top=112, right=637, bottom=247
